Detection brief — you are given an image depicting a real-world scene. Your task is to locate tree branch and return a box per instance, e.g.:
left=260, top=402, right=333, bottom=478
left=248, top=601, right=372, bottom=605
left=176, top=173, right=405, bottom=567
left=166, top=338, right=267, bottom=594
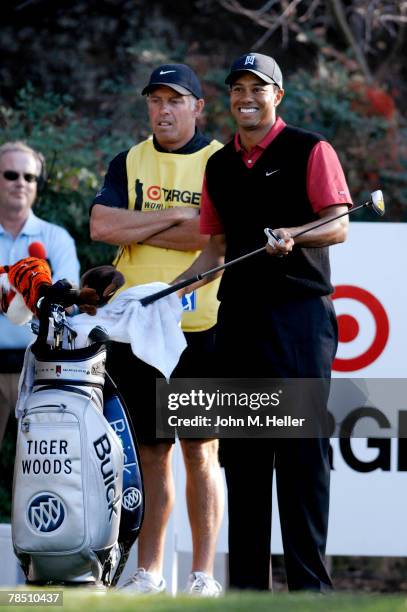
left=327, top=0, right=374, bottom=82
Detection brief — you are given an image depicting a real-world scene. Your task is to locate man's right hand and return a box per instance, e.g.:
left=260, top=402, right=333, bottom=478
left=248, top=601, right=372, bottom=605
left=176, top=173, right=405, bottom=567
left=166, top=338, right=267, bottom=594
left=265, top=228, right=294, bottom=257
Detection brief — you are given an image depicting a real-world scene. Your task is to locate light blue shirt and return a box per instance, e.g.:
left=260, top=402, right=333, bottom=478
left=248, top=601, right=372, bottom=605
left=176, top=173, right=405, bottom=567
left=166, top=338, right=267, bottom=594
left=0, top=211, right=80, bottom=350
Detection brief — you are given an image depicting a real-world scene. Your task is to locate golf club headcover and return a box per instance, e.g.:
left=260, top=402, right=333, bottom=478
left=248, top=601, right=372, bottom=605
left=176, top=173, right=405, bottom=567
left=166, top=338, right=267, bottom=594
left=76, top=286, right=101, bottom=316
left=0, top=258, right=103, bottom=323
left=43, top=280, right=100, bottom=315
left=80, top=265, right=125, bottom=307
left=0, top=257, right=52, bottom=324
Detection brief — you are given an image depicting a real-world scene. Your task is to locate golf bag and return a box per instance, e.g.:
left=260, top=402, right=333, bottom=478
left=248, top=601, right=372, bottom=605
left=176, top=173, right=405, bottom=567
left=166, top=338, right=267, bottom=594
left=11, top=300, right=144, bottom=587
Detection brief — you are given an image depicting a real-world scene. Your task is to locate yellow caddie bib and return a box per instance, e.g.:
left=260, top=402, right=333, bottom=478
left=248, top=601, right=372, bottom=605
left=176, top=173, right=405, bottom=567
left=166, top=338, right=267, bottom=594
left=115, top=137, right=223, bottom=332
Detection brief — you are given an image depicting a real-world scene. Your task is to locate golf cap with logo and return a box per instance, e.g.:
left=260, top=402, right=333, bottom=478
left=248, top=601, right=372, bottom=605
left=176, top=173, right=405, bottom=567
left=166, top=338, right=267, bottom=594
left=142, top=64, right=203, bottom=98
left=225, top=53, right=283, bottom=89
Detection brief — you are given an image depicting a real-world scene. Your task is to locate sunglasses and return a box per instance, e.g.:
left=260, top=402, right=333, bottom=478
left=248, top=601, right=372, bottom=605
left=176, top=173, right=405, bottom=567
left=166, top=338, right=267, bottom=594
left=2, top=170, right=39, bottom=183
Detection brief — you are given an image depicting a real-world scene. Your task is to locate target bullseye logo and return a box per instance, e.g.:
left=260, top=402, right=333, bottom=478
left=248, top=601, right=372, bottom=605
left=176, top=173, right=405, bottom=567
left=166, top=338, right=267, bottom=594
left=147, top=185, right=161, bottom=200
left=337, top=314, right=359, bottom=343
left=332, top=285, right=389, bottom=372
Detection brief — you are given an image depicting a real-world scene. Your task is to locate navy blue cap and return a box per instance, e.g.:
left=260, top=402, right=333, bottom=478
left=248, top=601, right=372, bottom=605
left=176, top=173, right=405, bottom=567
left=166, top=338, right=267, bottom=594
left=225, top=53, right=283, bottom=89
left=142, top=64, right=203, bottom=98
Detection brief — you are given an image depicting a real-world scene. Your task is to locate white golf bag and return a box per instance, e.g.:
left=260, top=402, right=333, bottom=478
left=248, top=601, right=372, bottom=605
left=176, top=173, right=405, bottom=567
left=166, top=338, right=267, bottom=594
left=12, top=300, right=143, bottom=586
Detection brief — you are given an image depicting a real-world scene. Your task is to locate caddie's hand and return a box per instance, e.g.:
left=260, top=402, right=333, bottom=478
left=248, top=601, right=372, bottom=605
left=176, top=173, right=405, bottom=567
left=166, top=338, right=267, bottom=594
left=264, top=227, right=294, bottom=257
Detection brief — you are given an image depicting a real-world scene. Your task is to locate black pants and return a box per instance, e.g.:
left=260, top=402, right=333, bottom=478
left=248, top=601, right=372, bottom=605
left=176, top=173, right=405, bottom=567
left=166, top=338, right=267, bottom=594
left=216, top=295, right=337, bottom=591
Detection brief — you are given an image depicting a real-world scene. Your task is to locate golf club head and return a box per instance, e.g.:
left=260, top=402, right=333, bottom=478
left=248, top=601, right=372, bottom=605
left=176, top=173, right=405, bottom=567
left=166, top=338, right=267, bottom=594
left=369, top=190, right=385, bottom=216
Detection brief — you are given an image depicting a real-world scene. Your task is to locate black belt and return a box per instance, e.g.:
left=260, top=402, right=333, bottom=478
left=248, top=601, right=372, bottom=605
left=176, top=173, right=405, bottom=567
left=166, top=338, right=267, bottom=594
left=0, top=349, right=26, bottom=373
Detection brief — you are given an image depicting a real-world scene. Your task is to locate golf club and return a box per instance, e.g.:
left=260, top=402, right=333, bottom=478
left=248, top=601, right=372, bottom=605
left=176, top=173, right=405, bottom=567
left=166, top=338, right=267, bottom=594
left=140, top=190, right=385, bottom=307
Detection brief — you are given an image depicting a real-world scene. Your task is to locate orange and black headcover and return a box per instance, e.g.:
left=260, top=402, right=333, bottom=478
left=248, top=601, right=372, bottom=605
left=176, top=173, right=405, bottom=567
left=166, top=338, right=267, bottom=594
left=0, top=259, right=122, bottom=324
left=0, top=257, right=52, bottom=324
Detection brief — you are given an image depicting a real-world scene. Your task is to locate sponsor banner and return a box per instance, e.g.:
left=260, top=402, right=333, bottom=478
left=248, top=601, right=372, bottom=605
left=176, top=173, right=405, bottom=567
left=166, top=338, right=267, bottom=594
left=174, top=435, right=407, bottom=556
left=173, top=223, right=407, bottom=556
left=330, top=222, right=406, bottom=376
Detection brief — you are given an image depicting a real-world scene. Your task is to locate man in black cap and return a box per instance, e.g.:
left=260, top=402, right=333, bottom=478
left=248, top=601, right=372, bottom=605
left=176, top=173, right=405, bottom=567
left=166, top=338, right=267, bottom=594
left=90, top=64, right=224, bottom=596
left=176, top=52, right=353, bottom=591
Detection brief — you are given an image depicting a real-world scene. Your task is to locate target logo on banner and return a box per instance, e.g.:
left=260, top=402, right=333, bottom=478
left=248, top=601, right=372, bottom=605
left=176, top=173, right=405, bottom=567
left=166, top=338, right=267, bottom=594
left=332, top=285, right=390, bottom=372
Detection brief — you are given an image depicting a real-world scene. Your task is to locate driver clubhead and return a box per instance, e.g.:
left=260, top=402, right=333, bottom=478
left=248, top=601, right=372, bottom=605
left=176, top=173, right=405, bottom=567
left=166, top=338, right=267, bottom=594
left=370, top=190, right=385, bottom=216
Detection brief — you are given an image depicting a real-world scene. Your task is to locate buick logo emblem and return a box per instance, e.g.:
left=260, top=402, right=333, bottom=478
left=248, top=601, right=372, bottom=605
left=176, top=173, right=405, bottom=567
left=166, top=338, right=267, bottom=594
left=28, top=493, right=65, bottom=533
left=122, top=487, right=142, bottom=511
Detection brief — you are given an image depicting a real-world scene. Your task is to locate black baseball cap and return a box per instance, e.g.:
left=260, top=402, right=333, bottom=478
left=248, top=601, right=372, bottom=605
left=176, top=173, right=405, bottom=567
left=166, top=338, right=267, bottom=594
left=142, top=64, right=203, bottom=98
left=225, top=53, right=283, bottom=89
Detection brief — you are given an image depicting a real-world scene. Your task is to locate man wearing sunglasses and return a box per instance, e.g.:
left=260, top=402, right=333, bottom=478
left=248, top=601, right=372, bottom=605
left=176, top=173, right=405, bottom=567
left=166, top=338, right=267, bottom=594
left=0, top=141, right=80, bottom=448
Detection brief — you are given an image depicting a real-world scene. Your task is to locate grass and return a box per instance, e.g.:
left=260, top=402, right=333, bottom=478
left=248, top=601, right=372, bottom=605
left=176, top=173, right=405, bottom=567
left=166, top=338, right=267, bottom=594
left=0, top=590, right=406, bottom=612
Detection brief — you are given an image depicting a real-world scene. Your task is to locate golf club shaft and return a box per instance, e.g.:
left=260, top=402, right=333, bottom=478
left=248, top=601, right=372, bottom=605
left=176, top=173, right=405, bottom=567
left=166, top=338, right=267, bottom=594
left=139, top=246, right=266, bottom=306
left=293, top=202, right=367, bottom=239
left=140, top=200, right=369, bottom=307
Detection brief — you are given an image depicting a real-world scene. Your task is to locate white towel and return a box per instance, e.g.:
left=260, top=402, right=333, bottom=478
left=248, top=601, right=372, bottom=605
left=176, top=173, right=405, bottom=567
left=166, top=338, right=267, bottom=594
left=15, top=282, right=186, bottom=417
left=70, top=282, right=186, bottom=379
